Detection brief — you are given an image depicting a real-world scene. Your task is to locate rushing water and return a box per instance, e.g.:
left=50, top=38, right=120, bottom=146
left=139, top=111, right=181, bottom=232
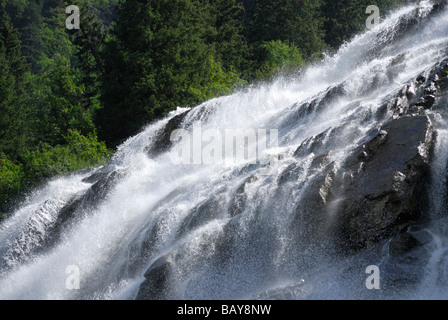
left=1, top=1, right=448, bottom=300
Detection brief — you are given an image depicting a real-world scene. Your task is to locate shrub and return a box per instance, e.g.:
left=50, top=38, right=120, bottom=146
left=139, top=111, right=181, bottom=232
left=0, top=155, right=24, bottom=209
left=23, top=129, right=113, bottom=184
left=256, top=40, right=305, bottom=80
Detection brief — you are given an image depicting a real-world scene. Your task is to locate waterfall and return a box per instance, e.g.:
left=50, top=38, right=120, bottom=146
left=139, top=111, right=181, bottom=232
left=1, top=1, right=448, bottom=300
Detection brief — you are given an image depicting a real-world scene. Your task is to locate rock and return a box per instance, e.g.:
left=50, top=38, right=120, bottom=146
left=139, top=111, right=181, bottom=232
left=253, top=280, right=307, bottom=300
left=333, top=115, right=433, bottom=251
left=424, top=82, right=437, bottom=95
left=317, top=84, right=346, bottom=110
left=406, top=83, right=417, bottom=100
left=416, top=75, right=426, bottom=84
left=416, top=95, right=436, bottom=109
left=429, top=0, right=448, bottom=15
left=144, top=109, right=190, bottom=158
left=436, top=77, right=448, bottom=92
left=37, top=169, right=126, bottom=256
left=176, top=192, right=226, bottom=239
left=310, top=152, right=332, bottom=170
left=389, top=232, right=422, bottom=256
left=227, top=175, right=258, bottom=217
left=362, top=130, right=388, bottom=158
left=136, top=253, right=175, bottom=300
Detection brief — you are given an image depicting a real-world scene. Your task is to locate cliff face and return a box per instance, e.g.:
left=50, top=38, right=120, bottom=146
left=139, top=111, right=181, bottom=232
left=331, top=58, right=448, bottom=252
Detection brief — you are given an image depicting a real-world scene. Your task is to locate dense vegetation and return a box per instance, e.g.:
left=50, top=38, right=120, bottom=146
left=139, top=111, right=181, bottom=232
left=0, top=0, right=410, bottom=214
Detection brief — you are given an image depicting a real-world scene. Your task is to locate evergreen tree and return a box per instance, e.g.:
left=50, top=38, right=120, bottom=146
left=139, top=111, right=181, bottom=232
left=0, top=25, right=30, bottom=161
left=322, top=0, right=407, bottom=49
left=0, top=0, right=46, bottom=72
left=98, top=0, right=214, bottom=147
left=70, top=3, right=107, bottom=115
left=208, top=0, right=248, bottom=73
left=245, top=0, right=326, bottom=75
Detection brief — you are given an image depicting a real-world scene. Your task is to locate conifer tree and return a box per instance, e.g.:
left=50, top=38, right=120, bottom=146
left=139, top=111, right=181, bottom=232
left=0, top=25, right=30, bottom=161
left=98, top=0, right=214, bottom=146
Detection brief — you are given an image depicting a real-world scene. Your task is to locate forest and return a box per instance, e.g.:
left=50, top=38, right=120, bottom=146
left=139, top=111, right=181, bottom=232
left=0, top=0, right=409, bottom=215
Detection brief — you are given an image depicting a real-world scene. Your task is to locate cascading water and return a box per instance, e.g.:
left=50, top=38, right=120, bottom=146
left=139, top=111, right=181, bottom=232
left=1, top=1, right=448, bottom=300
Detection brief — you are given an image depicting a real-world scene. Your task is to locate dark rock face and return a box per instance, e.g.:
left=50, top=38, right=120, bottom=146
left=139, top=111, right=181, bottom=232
left=136, top=253, right=175, bottom=300
left=3, top=168, right=126, bottom=267
left=322, top=59, right=448, bottom=251
left=389, top=232, right=422, bottom=256
left=334, top=115, right=433, bottom=251
left=40, top=169, right=126, bottom=250
left=144, top=109, right=190, bottom=158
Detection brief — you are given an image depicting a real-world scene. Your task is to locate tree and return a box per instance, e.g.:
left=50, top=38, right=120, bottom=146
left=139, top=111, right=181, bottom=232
left=69, top=2, right=107, bottom=115
left=0, top=25, right=30, bottom=161
left=97, top=0, right=214, bottom=147
left=0, top=0, right=46, bottom=72
left=208, top=0, right=248, bottom=73
left=31, top=53, right=96, bottom=146
left=244, top=0, right=326, bottom=78
left=256, top=40, right=304, bottom=79
left=322, top=0, right=407, bottom=49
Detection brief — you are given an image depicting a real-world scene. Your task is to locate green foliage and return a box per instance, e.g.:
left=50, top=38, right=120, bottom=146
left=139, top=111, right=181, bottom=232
left=208, top=0, right=249, bottom=72
left=189, top=55, right=247, bottom=101
left=23, top=130, right=112, bottom=183
left=256, top=40, right=305, bottom=80
left=245, top=0, right=326, bottom=63
left=322, top=0, right=408, bottom=49
left=30, top=54, right=95, bottom=146
left=0, top=0, right=46, bottom=71
left=0, top=25, right=31, bottom=161
left=0, top=155, right=24, bottom=206
left=97, top=0, right=216, bottom=147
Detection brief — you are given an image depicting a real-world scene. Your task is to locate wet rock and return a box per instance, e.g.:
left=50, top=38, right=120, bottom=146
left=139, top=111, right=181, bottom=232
left=293, top=128, right=332, bottom=158
left=436, top=77, right=448, bottom=92
left=429, top=0, right=448, bottom=16
left=334, top=115, right=433, bottom=251
left=389, top=232, right=422, bottom=256
left=136, top=253, right=175, bottom=300
left=144, top=110, right=190, bottom=158
left=416, top=75, right=426, bottom=84
left=424, top=82, right=437, bottom=95
left=406, top=83, right=417, bottom=100
left=317, top=84, right=346, bottom=110
left=227, top=175, right=258, bottom=217
left=176, top=193, right=226, bottom=239
left=253, top=280, right=307, bottom=300
left=416, top=95, right=436, bottom=109
left=35, top=169, right=126, bottom=256
left=310, top=152, right=332, bottom=170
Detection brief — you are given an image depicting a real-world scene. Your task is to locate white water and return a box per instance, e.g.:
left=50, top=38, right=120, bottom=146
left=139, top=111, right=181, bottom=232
left=1, top=1, right=448, bottom=300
